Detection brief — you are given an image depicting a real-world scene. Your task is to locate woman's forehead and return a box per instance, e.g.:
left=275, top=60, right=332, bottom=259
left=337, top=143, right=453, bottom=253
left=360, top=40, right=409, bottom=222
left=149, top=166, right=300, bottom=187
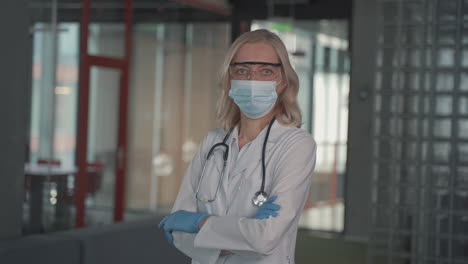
left=232, top=42, right=280, bottom=63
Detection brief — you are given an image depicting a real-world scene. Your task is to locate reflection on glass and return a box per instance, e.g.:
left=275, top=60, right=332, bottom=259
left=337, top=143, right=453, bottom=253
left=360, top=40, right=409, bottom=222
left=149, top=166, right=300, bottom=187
left=125, top=23, right=230, bottom=215
left=86, top=66, right=121, bottom=226
left=152, top=152, right=174, bottom=177
left=88, top=24, right=125, bottom=58
left=25, top=23, right=79, bottom=234
left=182, top=139, right=198, bottom=163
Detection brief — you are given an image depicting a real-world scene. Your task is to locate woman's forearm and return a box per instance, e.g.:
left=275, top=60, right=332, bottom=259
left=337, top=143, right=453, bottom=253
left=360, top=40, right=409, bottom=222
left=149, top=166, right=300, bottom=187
left=220, top=250, right=233, bottom=256
left=198, top=215, right=209, bottom=229
left=199, top=216, right=233, bottom=257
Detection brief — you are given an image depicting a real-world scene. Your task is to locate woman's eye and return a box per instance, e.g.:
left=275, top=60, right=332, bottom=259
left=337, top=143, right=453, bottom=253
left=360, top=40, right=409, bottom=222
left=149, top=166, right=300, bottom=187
left=262, top=69, right=273, bottom=75
left=237, top=69, right=248, bottom=75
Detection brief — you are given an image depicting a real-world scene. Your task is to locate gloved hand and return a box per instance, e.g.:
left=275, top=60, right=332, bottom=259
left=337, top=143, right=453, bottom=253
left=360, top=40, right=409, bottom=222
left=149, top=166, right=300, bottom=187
left=158, top=210, right=209, bottom=244
left=255, top=196, right=281, bottom=219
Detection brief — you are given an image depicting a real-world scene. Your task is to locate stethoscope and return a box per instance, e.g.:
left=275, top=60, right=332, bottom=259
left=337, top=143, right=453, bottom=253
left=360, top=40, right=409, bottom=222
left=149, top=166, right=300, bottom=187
left=195, top=117, right=276, bottom=207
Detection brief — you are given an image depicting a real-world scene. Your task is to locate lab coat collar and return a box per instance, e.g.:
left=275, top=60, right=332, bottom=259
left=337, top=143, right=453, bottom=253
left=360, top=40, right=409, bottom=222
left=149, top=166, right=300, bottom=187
left=227, top=120, right=292, bottom=178
left=228, top=119, right=289, bottom=146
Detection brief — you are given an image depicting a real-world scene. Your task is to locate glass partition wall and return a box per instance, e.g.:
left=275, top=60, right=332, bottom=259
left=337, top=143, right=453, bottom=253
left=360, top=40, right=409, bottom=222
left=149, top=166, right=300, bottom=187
left=252, top=20, right=350, bottom=232
left=25, top=1, right=347, bottom=234
left=26, top=1, right=80, bottom=233
left=25, top=0, right=230, bottom=233
left=126, top=23, right=230, bottom=216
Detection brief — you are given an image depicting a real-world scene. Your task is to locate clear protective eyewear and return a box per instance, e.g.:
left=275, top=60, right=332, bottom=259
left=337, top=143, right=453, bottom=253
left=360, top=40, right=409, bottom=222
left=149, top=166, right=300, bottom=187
left=229, top=61, right=282, bottom=81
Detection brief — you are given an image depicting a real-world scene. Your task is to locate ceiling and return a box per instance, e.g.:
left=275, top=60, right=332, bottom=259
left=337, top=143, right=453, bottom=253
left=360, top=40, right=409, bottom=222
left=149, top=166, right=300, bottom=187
left=29, top=0, right=230, bottom=23
left=28, top=0, right=351, bottom=23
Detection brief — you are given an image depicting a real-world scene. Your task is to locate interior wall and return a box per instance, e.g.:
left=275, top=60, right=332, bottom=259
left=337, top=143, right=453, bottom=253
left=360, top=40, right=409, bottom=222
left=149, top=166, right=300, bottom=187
left=344, top=0, right=377, bottom=241
left=0, top=0, right=31, bottom=240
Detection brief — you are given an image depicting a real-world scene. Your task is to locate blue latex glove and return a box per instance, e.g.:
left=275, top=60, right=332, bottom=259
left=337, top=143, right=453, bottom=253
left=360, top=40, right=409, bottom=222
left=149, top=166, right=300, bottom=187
left=158, top=210, right=209, bottom=244
left=255, top=196, right=281, bottom=219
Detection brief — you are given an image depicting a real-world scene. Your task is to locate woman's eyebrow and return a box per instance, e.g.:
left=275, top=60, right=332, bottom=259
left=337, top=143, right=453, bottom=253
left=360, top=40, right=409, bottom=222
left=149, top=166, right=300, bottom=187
left=230, top=61, right=282, bottom=67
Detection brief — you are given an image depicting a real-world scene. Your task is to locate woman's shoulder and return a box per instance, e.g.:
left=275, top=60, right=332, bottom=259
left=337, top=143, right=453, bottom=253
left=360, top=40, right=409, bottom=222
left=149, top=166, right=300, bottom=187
left=275, top=123, right=316, bottom=148
left=199, top=128, right=228, bottom=147
left=272, top=125, right=317, bottom=172
left=206, top=128, right=226, bottom=141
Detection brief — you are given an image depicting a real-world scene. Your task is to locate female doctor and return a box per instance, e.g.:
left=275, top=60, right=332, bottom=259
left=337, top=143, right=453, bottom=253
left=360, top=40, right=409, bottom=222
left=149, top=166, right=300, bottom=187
left=159, top=29, right=316, bottom=264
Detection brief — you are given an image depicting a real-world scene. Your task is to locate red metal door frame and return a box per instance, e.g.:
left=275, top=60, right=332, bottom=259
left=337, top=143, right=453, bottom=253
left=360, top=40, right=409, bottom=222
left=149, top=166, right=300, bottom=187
left=76, top=0, right=132, bottom=227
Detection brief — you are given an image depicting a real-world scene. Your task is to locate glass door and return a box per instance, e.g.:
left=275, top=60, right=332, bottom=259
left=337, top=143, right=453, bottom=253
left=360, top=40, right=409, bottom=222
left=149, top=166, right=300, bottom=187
left=75, top=0, right=132, bottom=227
left=84, top=66, right=122, bottom=225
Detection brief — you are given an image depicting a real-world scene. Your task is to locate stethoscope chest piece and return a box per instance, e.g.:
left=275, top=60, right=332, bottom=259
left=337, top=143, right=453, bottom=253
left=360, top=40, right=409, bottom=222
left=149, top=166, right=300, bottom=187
left=252, top=191, right=268, bottom=207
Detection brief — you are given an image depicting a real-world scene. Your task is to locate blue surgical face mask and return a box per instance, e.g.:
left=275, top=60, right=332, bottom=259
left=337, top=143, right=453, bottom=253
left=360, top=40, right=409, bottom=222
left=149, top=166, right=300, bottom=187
left=228, top=80, right=278, bottom=119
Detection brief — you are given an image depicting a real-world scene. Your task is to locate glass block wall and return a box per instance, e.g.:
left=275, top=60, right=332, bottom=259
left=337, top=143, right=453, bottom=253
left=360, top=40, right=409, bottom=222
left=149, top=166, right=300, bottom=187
left=370, top=0, right=468, bottom=263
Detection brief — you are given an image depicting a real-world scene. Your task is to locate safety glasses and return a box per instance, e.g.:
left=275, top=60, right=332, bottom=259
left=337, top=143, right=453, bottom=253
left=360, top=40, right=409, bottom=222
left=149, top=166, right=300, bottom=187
left=229, top=61, right=282, bottom=81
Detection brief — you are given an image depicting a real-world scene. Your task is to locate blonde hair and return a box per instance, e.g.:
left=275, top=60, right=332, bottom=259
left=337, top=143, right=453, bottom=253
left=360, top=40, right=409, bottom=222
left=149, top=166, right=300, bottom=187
left=216, top=29, right=302, bottom=131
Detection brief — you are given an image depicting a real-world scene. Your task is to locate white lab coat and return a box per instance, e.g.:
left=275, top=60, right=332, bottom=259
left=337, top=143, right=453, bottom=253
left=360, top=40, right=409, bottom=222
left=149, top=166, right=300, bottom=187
left=171, top=121, right=316, bottom=264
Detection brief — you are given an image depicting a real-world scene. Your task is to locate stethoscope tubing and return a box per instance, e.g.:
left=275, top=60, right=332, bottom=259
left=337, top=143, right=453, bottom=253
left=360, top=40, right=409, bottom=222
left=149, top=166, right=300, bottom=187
left=261, top=117, right=275, bottom=194
left=196, top=117, right=275, bottom=206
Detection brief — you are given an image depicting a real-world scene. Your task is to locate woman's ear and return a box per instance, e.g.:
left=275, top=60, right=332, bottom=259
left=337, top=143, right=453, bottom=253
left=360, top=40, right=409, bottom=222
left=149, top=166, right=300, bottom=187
left=276, top=78, right=287, bottom=94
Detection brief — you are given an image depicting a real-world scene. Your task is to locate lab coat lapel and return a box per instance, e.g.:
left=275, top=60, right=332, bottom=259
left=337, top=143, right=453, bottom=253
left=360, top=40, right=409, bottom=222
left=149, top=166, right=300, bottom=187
left=227, top=121, right=287, bottom=202
left=232, top=150, right=260, bottom=180
left=229, top=135, right=263, bottom=177
left=227, top=122, right=292, bottom=215
left=230, top=120, right=286, bottom=176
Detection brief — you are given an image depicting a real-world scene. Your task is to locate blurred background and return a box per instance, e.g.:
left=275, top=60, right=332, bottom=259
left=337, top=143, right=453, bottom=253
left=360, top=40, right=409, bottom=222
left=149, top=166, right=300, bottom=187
left=0, top=0, right=467, bottom=263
